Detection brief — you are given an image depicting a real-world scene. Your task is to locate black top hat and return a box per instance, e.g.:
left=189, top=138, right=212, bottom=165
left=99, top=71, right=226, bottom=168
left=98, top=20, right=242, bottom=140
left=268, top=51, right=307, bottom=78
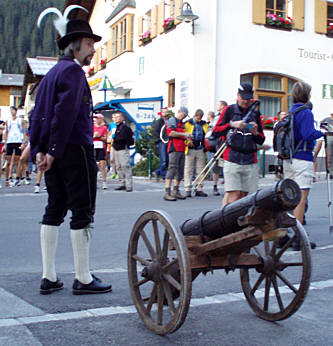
left=57, top=19, right=101, bottom=50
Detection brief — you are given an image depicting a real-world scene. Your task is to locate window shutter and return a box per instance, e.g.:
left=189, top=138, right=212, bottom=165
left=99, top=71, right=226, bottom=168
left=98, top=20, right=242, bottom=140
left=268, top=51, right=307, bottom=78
left=314, top=0, right=327, bottom=34
left=151, top=5, right=158, bottom=38
left=94, top=50, right=98, bottom=71
left=158, top=0, right=165, bottom=34
left=138, top=16, right=143, bottom=46
left=292, top=0, right=305, bottom=31
left=96, top=47, right=101, bottom=70
left=252, top=0, right=266, bottom=25
left=106, top=40, right=112, bottom=61
left=174, top=0, right=183, bottom=25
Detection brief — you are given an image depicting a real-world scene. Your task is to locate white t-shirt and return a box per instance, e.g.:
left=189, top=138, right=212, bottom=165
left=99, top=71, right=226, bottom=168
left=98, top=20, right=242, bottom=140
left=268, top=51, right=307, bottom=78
left=7, top=118, right=23, bottom=143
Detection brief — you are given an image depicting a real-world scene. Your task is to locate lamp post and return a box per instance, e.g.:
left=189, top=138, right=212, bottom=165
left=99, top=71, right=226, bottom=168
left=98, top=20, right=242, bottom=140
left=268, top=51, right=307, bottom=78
left=176, top=2, right=199, bottom=35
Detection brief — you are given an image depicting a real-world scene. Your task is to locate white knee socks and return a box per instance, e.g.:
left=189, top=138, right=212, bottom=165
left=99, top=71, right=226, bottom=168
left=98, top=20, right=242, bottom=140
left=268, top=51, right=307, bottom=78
left=70, top=229, right=93, bottom=284
left=40, top=224, right=59, bottom=282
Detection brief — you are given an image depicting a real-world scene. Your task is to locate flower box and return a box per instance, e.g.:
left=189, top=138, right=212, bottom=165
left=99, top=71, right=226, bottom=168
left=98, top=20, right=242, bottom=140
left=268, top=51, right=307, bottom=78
left=87, top=67, right=95, bottom=77
left=266, top=12, right=293, bottom=30
left=139, top=30, right=152, bottom=45
left=100, top=59, right=107, bottom=70
left=327, top=23, right=333, bottom=37
left=261, top=114, right=277, bottom=129
left=163, top=17, right=175, bottom=32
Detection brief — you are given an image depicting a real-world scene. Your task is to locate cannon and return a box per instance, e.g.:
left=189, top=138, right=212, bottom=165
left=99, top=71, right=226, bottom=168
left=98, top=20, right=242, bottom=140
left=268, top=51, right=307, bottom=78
left=128, top=179, right=312, bottom=335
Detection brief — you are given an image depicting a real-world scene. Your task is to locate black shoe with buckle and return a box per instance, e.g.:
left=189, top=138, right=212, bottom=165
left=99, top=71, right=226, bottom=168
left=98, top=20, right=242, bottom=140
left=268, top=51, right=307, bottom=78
left=40, top=278, right=64, bottom=295
left=195, top=191, right=208, bottom=197
left=72, top=275, right=112, bottom=295
left=115, top=185, right=126, bottom=191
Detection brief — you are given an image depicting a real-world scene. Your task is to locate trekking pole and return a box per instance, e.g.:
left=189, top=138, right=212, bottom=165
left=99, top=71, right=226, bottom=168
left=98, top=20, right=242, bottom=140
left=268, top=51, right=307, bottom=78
left=192, top=143, right=226, bottom=193
left=321, top=123, right=333, bottom=233
left=326, top=134, right=333, bottom=234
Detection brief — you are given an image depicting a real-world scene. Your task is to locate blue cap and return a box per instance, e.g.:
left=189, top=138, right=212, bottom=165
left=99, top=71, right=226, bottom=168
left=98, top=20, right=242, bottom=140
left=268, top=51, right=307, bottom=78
left=179, top=106, right=189, bottom=115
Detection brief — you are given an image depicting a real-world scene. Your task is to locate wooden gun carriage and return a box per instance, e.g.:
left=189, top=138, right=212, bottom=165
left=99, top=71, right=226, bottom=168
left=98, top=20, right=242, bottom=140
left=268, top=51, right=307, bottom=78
left=127, top=179, right=312, bottom=335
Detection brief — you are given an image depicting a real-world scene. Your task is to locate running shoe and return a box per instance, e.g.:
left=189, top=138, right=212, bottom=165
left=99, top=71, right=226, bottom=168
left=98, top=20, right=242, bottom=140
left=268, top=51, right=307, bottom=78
left=10, top=179, right=19, bottom=187
left=102, top=182, right=108, bottom=190
left=34, top=185, right=40, bottom=193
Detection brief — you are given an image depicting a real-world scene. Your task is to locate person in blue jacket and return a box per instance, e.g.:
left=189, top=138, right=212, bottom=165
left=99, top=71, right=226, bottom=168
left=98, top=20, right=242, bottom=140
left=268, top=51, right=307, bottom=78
left=283, top=81, right=324, bottom=250
left=30, top=13, right=112, bottom=295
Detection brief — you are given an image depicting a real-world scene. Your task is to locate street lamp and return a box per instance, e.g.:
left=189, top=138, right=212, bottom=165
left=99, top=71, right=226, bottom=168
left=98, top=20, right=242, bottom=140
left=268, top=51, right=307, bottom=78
left=176, top=2, right=199, bottom=34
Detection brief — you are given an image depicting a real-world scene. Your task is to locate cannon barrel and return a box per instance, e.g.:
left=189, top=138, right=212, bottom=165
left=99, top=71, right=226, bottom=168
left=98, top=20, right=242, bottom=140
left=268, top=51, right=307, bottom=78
left=181, top=179, right=301, bottom=239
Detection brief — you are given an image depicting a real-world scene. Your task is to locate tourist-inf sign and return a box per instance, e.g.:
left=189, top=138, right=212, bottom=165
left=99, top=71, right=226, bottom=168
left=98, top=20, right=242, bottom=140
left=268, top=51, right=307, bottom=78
left=323, top=84, right=333, bottom=99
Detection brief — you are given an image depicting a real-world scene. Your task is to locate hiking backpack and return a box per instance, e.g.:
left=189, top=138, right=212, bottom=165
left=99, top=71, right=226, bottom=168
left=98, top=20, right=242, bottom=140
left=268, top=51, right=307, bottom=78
left=273, top=104, right=311, bottom=161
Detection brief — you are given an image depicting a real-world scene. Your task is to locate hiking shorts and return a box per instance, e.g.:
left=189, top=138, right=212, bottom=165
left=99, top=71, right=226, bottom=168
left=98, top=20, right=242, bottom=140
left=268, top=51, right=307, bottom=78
left=166, top=151, right=185, bottom=181
left=6, top=143, right=22, bottom=156
left=283, top=159, right=313, bottom=189
left=224, top=161, right=258, bottom=193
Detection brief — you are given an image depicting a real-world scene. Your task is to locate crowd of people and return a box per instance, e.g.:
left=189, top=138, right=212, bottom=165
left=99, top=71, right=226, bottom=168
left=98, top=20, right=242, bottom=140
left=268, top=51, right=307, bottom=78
left=154, top=102, right=228, bottom=201
left=155, top=81, right=329, bottom=251
left=0, top=108, right=134, bottom=193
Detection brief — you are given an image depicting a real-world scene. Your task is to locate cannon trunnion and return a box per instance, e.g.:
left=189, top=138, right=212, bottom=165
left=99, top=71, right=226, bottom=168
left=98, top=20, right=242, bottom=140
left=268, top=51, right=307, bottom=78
left=128, top=179, right=311, bottom=335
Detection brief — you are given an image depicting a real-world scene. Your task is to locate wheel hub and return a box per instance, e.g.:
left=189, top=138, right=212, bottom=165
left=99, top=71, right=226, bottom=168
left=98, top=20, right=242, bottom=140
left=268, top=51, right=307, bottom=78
left=141, top=262, right=162, bottom=282
left=260, top=255, right=275, bottom=275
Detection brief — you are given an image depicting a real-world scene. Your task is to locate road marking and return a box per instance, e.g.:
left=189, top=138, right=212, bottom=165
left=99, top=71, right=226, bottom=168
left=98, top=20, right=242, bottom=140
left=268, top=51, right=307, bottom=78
left=1, top=278, right=333, bottom=327
left=0, top=288, right=43, bottom=319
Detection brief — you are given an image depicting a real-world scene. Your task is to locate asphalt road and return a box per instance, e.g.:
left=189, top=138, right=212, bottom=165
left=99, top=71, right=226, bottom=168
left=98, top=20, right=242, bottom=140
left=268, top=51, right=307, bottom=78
left=1, top=174, right=333, bottom=345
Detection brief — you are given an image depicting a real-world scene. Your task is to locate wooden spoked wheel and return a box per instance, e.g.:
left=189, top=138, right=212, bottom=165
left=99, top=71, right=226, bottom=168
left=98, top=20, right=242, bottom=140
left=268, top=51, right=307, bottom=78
left=240, top=219, right=312, bottom=321
left=128, top=210, right=192, bottom=335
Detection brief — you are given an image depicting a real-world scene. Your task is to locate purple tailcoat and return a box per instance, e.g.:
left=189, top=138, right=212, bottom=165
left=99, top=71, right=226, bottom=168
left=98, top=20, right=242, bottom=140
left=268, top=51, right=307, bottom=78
left=30, top=56, right=93, bottom=160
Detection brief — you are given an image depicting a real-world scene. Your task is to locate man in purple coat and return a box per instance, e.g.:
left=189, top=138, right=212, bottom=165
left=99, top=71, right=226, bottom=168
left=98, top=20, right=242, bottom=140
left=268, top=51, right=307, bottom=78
left=30, top=15, right=112, bottom=295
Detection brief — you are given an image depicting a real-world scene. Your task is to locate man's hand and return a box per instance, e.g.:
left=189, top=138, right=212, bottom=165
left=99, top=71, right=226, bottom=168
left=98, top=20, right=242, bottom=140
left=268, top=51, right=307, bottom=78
left=249, top=122, right=259, bottom=135
left=36, top=152, right=55, bottom=172
left=231, top=120, right=246, bottom=130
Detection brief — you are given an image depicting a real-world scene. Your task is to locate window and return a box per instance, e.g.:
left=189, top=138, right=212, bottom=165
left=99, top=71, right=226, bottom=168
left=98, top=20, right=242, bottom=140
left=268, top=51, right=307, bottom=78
left=266, top=0, right=287, bottom=18
left=12, top=96, right=21, bottom=108
left=252, top=0, right=304, bottom=31
left=120, top=18, right=127, bottom=52
left=167, top=79, right=175, bottom=107
left=241, top=73, right=297, bottom=118
left=110, top=14, right=134, bottom=59
left=112, top=26, right=118, bottom=56
left=328, top=3, right=333, bottom=27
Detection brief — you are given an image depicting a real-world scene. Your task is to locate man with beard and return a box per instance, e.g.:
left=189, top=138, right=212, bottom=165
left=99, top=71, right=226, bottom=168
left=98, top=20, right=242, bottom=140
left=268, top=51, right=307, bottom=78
left=30, top=11, right=112, bottom=295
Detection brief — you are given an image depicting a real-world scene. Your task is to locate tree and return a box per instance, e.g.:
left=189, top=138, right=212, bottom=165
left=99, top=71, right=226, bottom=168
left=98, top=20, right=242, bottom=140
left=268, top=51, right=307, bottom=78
left=0, top=0, right=65, bottom=74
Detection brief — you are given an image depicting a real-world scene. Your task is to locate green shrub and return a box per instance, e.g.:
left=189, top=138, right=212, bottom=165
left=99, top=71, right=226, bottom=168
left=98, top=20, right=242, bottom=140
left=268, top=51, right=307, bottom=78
left=132, top=156, right=160, bottom=177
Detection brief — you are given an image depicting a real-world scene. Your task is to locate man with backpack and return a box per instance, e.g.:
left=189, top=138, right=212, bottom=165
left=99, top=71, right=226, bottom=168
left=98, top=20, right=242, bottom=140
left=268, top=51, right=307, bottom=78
left=213, top=83, right=265, bottom=205
left=153, top=107, right=169, bottom=181
left=163, top=107, right=192, bottom=201
left=278, top=81, right=323, bottom=250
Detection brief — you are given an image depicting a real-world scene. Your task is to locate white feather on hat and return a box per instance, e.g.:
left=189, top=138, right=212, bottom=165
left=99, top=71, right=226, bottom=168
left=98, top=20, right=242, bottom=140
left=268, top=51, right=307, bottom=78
left=37, top=5, right=88, bottom=37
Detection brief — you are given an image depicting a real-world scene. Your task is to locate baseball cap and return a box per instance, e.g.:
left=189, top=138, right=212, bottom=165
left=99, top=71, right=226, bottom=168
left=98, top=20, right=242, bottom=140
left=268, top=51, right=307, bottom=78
left=94, top=113, right=104, bottom=119
left=179, top=106, right=189, bottom=116
left=238, top=83, right=254, bottom=100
